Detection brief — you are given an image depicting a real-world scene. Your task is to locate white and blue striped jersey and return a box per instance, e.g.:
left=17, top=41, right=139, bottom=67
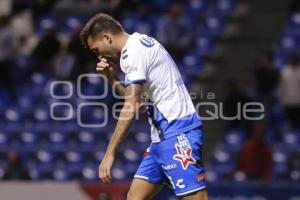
left=120, top=32, right=202, bottom=143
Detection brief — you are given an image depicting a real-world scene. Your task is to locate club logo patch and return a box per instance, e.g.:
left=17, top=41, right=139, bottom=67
left=173, top=134, right=196, bottom=170
left=197, top=173, right=205, bottom=182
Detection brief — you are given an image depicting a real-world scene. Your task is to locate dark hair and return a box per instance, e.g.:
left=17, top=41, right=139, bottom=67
left=80, top=13, right=124, bottom=48
left=261, top=49, right=274, bottom=62
left=288, top=52, right=300, bottom=66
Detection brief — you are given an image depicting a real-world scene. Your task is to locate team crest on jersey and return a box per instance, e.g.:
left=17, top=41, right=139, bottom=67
left=173, top=134, right=196, bottom=170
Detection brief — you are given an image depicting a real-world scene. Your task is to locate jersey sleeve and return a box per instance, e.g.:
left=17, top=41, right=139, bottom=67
left=120, top=48, right=148, bottom=86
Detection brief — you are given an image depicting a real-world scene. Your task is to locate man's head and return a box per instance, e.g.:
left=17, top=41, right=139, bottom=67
left=80, top=13, right=124, bottom=61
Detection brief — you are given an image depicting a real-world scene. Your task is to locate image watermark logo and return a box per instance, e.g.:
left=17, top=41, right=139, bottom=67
left=49, top=73, right=265, bottom=127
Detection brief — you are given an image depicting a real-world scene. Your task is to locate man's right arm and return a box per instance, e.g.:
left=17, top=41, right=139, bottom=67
left=111, top=79, right=126, bottom=97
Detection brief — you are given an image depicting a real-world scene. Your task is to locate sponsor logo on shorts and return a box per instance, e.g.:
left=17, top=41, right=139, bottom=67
left=162, top=164, right=177, bottom=171
left=173, top=134, right=196, bottom=170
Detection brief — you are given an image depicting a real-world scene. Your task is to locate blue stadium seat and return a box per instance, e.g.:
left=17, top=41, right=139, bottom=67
left=122, top=148, right=142, bottom=164
left=17, top=94, right=35, bottom=119
left=204, top=170, right=219, bottom=183
left=36, top=15, right=58, bottom=34
left=287, top=13, right=300, bottom=35
left=112, top=161, right=130, bottom=182
left=30, top=73, right=49, bottom=97
left=0, top=151, right=9, bottom=170
left=279, top=35, right=300, bottom=51
left=81, top=164, right=98, bottom=182
left=272, top=145, right=289, bottom=178
left=288, top=169, right=300, bottom=182
left=0, top=92, right=10, bottom=117
left=274, top=50, right=288, bottom=69
left=223, top=129, right=245, bottom=152
left=0, top=131, right=11, bottom=150
left=33, top=107, right=51, bottom=123
left=41, top=131, right=69, bottom=151
left=211, top=145, right=235, bottom=176
left=4, top=107, right=22, bottom=123
left=52, top=168, right=70, bottom=181
left=65, top=150, right=84, bottom=165
left=76, top=131, right=98, bottom=151
left=15, top=131, right=39, bottom=151
left=36, top=150, right=55, bottom=165
left=214, top=0, right=236, bottom=15
left=204, top=15, right=225, bottom=35
left=182, top=52, right=204, bottom=75
left=282, top=130, right=300, bottom=151
left=195, top=34, right=215, bottom=55
left=134, top=131, right=151, bottom=150
left=61, top=16, right=84, bottom=34
left=122, top=15, right=157, bottom=36
left=188, top=0, right=208, bottom=15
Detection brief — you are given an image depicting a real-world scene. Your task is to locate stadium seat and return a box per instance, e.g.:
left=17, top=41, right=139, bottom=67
left=122, top=15, right=157, bottom=36
left=36, top=15, right=58, bottom=34
left=65, top=150, right=84, bottom=165
left=215, top=0, right=236, bottom=15
left=133, top=131, right=151, bottom=150
left=33, top=107, right=51, bottom=123
left=204, top=15, right=225, bottom=35
left=188, top=0, right=208, bottom=15
left=272, top=145, right=289, bottom=178
left=111, top=161, right=130, bottom=182
left=274, top=50, right=288, bottom=69
left=52, top=168, right=70, bottom=181
left=204, top=170, right=218, bottom=183
left=282, top=130, right=300, bottom=151
left=4, top=107, right=22, bottom=123
left=287, top=13, right=300, bottom=35
left=15, top=131, right=39, bottom=151
left=0, top=131, right=11, bottom=150
left=81, top=164, right=98, bottom=182
left=61, top=16, right=84, bottom=34
left=30, top=73, right=49, bottom=97
left=279, top=35, right=300, bottom=51
left=76, top=131, right=98, bottom=151
left=223, top=129, right=245, bottom=152
left=182, top=52, right=204, bottom=75
left=195, top=34, right=215, bottom=55
left=211, top=145, right=235, bottom=176
left=41, top=131, right=69, bottom=151
left=123, top=148, right=142, bottom=164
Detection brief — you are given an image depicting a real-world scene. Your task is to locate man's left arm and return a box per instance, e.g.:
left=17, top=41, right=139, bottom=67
left=99, top=83, right=143, bottom=183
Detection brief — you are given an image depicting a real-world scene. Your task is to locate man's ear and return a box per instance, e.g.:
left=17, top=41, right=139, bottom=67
left=103, top=33, right=112, bottom=44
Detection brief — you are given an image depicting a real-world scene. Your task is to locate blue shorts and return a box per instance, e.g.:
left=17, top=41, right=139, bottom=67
left=134, top=127, right=206, bottom=197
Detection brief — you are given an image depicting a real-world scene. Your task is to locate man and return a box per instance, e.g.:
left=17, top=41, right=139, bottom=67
left=80, top=13, right=208, bottom=200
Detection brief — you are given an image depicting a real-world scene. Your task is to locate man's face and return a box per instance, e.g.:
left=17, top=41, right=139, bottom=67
left=87, top=33, right=119, bottom=62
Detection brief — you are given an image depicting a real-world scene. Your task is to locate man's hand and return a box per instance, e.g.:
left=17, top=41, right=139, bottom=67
left=99, top=153, right=115, bottom=184
left=96, top=57, right=116, bottom=83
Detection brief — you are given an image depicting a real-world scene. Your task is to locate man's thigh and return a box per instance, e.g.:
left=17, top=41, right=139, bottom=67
left=130, top=147, right=165, bottom=200
left=127, top=178, right=163, bottom=200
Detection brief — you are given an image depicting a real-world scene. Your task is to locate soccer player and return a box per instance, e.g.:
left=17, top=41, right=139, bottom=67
left=80, top=13, right=208, bottom=200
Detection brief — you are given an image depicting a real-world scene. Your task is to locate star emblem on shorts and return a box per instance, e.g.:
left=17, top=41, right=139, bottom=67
left=173, top=144, right=196, bottom=170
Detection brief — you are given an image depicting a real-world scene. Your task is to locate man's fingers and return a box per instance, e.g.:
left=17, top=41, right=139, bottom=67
left=99, top=166, right=112, bottom=184
left=100, top=58, right=108, bottom=63
left=97, top=62, right=109, bottom=68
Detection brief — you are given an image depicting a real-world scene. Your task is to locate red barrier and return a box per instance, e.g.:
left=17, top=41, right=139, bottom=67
left=80, top=183, right=130, bottom=200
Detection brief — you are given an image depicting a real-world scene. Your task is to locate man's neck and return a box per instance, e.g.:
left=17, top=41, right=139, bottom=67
left=116, top=32, right=130, bottom=53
